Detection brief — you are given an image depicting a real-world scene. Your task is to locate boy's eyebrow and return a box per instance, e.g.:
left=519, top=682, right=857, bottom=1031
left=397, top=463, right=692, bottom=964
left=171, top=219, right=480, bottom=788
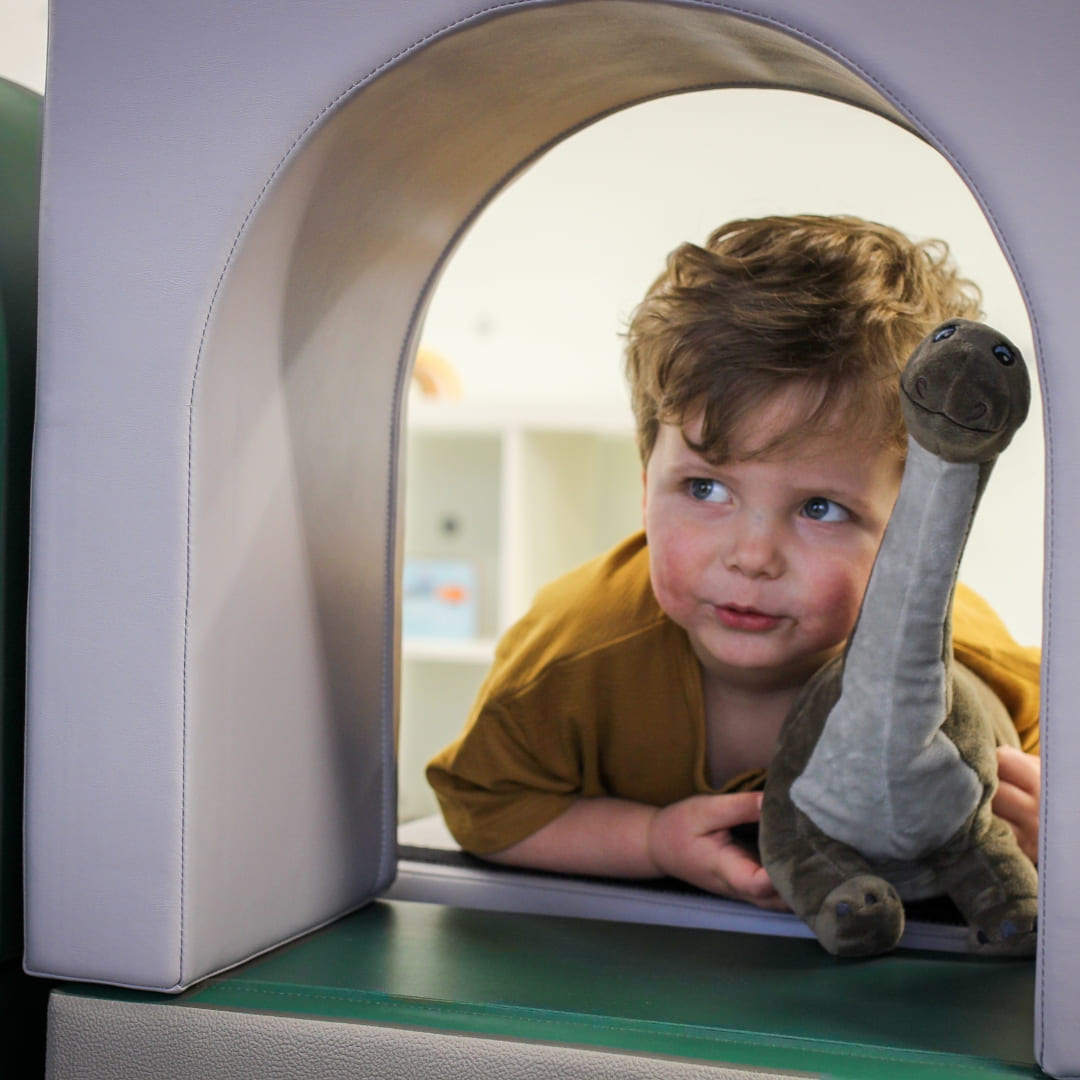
left=788, top=478, right=889, bottom=519
left=667, top=442, right=722, bottom=471
left=801, top=484, right=869, bottom=509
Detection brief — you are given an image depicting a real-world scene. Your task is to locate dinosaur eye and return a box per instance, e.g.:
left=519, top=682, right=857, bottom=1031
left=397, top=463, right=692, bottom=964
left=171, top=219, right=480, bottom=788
left=993, top=343, right=1016, bottom=366
left=932, top=325, right=957, bottom=342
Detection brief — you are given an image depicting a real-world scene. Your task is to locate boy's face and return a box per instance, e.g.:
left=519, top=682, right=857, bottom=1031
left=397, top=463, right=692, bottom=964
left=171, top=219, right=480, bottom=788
left=643, top=390, right=903, bottom=692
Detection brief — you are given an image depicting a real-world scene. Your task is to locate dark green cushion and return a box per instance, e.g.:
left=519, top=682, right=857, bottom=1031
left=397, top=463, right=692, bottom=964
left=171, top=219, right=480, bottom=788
left=74, top=900, right=1035, bottom=1079
left=0, top=75, right=44, bottom=1076
left=0, top=75, right=40, bottom=967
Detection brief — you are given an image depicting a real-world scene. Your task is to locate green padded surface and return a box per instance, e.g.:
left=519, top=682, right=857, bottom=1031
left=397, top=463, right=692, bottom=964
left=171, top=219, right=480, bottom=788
left=85, top=900, right=1038, bottom=1079
left=0, top=75, right=41, bottom=968
left=0, top=75, right=45, bottom=1079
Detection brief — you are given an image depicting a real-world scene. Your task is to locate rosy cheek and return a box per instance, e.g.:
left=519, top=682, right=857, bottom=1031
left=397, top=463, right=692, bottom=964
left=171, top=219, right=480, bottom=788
left=649, top=551, right=681, bottom=610
left=648, top=534, right=699, bottom=615
left=829, top=574, right=872, bottom=626
left=810, top=566, right=868, bottom=633
left=833, top=592, right=865, bottom=637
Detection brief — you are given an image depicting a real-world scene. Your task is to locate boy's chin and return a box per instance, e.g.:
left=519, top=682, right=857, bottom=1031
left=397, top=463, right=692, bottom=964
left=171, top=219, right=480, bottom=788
left=697, top=637, right=842, bottom=687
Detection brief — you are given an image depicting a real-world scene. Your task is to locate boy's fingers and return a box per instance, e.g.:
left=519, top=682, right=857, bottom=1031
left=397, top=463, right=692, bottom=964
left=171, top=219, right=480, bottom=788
left=696, top=791, right=763, bottom=832
left=993, top=806, right=1038, bottom=864
left=718, top=851, right=789, bottom=910
left=993, top=780, right=1036, bottom=820
left=996, top=746, right=1040, bottom=796
left=991, top=768, right=1039, bottom=864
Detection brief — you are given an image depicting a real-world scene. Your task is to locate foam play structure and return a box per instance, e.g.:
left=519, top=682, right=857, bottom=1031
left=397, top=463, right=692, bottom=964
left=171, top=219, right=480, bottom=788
left=20, top=1, right=1080, bottom=1077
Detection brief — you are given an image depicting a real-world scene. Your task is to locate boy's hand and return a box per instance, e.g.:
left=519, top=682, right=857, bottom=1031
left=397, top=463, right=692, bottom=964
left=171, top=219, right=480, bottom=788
left=993, top=746, right=1040, bottom=864
left=647, top=792, right=788, bottom=911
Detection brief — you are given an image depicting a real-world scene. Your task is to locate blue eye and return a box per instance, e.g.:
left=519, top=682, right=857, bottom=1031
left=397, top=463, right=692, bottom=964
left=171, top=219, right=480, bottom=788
left=803, top=497, right=849, bottom=523
left=688, top=478, right=730, bottom=503
left=932, top=325, right=957, bottom=342
left=993, top=343, right=1016, bottom=366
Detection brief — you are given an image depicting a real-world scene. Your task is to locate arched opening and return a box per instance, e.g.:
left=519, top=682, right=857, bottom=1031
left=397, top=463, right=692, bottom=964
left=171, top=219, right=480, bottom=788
left=394, top=87, right=1043, bottom=931
left=178, top=4, right=946, bottom=972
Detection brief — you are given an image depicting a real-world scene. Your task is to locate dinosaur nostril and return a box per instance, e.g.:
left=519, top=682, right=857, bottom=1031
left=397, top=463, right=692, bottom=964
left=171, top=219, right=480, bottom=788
left=915, top=376, right=928, bottom=399
left=967, top=401, right=988, bottom=423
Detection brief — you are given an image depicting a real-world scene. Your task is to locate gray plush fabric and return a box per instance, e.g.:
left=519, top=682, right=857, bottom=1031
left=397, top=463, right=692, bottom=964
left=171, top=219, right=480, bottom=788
left=760, top=320, right=1037, bottom=961
left=791, top=443, right=982, bottom=860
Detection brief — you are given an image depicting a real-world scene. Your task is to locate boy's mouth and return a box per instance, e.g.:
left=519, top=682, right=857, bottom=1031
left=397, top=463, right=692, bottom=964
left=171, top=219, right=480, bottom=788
left=715, top=603, right=783, bottom=632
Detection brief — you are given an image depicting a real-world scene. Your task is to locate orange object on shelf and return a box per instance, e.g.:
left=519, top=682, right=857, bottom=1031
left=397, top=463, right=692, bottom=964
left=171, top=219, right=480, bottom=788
left=412, top=346, right=462, bottom=400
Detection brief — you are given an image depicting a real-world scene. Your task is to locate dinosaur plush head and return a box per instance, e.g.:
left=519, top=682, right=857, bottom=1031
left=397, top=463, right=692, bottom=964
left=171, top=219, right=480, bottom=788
left=900, top=319, right=1030, bottom=464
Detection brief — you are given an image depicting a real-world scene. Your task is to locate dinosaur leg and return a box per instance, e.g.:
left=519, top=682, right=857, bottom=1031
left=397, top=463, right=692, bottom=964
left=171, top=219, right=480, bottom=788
left=761, top=801, right=904, bottom=958
left=929, top=814, right=1038, bottom=957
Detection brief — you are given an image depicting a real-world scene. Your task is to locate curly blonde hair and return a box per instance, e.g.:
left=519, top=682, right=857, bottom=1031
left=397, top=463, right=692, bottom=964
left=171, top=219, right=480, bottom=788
left=625, top=214, right=981, bottom=464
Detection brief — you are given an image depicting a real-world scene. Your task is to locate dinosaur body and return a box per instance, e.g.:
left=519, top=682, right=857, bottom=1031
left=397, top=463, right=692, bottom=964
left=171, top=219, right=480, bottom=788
left=759, top=319, right=1038, bottom=957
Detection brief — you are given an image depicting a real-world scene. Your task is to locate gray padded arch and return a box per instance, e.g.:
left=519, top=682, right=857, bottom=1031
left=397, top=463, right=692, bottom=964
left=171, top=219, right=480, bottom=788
left=22, top=1, right=1078, bottom=1075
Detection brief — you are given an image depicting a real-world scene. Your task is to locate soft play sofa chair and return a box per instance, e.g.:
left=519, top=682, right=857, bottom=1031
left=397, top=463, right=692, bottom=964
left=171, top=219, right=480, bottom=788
left=21, top=2, right=1080, bottom=1077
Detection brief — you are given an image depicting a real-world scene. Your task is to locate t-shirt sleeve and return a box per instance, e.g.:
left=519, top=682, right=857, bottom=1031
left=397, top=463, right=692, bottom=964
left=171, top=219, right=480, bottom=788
left=952, top=582, right=1041, bottom=753
left=424, top=532, right=694, bottom=854
left=426, top=691, right=584, bottom=855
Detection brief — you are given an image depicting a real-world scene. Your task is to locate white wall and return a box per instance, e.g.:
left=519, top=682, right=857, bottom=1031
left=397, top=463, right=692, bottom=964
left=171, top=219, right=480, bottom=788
left=423, top=89, right=1044, bottom=645
left=0, top=0, right=46, bottom=93
left=0, top=5, right=1042, bottom=644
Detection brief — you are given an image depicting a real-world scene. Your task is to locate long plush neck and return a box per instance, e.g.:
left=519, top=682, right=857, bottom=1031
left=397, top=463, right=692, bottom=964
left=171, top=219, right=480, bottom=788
left=789, top=438, right=993, bottom=861
left=845, top=441, right=988, bottom=699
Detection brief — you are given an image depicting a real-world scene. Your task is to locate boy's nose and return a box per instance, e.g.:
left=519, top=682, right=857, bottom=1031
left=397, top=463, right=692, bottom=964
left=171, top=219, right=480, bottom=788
left=723, top=518, right=784, bottom=579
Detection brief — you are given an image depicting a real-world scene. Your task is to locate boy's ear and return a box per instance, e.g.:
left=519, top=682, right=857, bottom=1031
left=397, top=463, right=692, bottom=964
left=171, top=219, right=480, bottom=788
left=641, top=471, right=648, bottom=528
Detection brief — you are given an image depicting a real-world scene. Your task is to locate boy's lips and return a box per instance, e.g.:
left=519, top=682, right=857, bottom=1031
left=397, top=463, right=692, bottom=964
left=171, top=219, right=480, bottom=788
left=715, top=603, right=783, bottom=632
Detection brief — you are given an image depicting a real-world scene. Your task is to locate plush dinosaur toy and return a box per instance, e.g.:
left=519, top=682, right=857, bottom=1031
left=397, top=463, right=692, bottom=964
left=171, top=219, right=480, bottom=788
left=758, top=318, right=1038, bottom=958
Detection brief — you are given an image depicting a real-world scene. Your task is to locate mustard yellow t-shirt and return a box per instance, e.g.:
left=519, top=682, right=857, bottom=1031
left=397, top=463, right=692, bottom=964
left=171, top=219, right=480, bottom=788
left=426, top=531, right=1040, bottom=855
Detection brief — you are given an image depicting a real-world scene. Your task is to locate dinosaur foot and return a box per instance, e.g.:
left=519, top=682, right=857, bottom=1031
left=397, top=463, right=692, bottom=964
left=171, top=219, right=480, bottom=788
left=968, top=898, right=1038, bottom=957
left=814, top=875, right=904, bottom=958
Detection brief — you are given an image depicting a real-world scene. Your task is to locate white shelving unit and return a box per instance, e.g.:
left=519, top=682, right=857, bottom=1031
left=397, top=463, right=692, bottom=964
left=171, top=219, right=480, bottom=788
left=398, top=397, right=643, bottom=821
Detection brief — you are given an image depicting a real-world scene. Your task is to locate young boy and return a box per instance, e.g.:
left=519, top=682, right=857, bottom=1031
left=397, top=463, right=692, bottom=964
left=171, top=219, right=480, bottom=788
left=427, top=215, right=1041, bottom=910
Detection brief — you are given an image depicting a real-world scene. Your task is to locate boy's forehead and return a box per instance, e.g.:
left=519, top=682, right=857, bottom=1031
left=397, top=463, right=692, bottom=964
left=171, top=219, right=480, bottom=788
left=684, top=386, right=874, bottom=461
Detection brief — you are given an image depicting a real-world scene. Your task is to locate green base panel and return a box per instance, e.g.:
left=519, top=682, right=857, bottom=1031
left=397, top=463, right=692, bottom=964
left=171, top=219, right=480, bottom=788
left=66, top=899, right=1042, bottom=1079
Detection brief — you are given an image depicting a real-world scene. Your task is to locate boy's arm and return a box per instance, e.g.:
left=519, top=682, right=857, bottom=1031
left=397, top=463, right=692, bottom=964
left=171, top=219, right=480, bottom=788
left=482, top=791, right=787, bottom=911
